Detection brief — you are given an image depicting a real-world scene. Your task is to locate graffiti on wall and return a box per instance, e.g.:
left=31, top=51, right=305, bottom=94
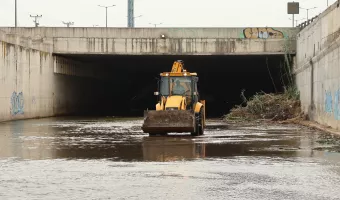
left=324, top=89, right=340, bottom=120
left=241, top=28, right=284, bottom=39
left=325, top=91, right=333, bottom=113
left=334, top=90, right=340, bottom=120
left=11, top=91, right=24, bottom=115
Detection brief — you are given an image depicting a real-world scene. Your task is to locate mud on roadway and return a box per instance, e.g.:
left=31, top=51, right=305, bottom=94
left=1, top=117, right=340, bottom=200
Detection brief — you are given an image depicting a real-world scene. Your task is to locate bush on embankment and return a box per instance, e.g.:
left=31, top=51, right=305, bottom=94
left=225, top=87, right=303, bottom=122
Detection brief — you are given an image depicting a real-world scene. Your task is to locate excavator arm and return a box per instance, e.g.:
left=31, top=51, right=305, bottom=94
left=171, top=60, right=185, bottom=73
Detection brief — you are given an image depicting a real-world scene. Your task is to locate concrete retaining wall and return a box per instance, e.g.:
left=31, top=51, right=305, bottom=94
left=0, top=33, right=54, bottom=121
left=0, top=32, right=100, bottom=122
left=295, top=1, right=340, bottom=129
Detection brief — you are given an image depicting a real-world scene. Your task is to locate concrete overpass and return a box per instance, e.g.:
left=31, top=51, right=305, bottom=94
left=1, top=27, right=299, bottom=55
left=1, top=27, right=300, bottom=122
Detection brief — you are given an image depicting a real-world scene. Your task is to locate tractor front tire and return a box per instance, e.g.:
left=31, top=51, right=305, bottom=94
left=191, top=108, right=204, bottom=136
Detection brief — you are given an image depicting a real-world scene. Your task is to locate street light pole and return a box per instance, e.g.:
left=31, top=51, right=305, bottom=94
left=30, top=14, right=42, bottom=27
left=15, top=0, right=17, bottom=27
left=62, top=21, right=74, bottom=27
left=300, top=6, right=317, bottom=21
left=98, top=5, right=116, bottom=28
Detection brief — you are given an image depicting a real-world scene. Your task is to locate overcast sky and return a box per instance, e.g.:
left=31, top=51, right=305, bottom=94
left=0, top=0, right=337, bottom=28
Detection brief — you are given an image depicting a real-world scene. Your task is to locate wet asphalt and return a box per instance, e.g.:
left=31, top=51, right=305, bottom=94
left=1, top=117, right=340, bottom=200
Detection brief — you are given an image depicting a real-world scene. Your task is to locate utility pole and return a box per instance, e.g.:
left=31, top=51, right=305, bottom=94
left=289, top=17, right=306, bottom=27
left=128, top=0, right=134, bottom=27
left=15, top=0, right=17, bottom=27
left=98, top=4, right=116, bottom=28
left=300, top=6, right=317, bottom=21
left=62, top=21, right=74, bottom=27
left=289, top=18, right=296, bottom=27
left=30, top=14, right=42, bottom=27
left=127, top=15, right=142, bottom=27
left=149, top=23, right=162, bottom=27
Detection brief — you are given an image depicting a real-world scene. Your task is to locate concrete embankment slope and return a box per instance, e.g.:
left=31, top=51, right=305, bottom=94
left=0, top=32, right=100, bottom=122
left=295, top=2, right=340, bottom=129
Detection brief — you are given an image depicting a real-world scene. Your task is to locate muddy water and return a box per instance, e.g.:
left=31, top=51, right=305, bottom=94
left=1, top=117, right=340, bottom=199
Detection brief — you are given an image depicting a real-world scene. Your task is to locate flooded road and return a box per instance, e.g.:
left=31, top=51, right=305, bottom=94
left=1, top=117, right=340, bottom=199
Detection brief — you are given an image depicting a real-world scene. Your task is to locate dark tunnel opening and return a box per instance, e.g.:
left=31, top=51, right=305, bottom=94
left=55, top=54, right=290, bottom=118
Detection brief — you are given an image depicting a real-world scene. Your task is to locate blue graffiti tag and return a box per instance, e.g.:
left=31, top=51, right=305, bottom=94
left=325, top=91, right=333, bottom=113
left=11, top=92, right=24, bottom=115
left=334, top=89, right=340, bottom=120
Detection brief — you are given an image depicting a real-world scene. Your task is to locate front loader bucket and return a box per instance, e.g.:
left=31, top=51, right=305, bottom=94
left=142, top=110, right=195, bottom=134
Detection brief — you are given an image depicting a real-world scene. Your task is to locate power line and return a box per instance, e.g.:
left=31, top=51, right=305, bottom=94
left=149, top=23, right=162, bottom=27
left=299, top=6, right=317, bottom=21
left=30, top=14, right=42, bottom=27
left=62, top=21, right=74, bottom=27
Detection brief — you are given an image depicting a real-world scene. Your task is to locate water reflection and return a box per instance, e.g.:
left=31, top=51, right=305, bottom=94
left=0, top=119, right=58, bottom=160
left=1, top=117, right=340, bottom=162
left=142, top=137, right=205, bottom=161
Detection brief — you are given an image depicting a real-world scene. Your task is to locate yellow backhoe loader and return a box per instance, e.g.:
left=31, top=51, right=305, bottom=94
left=142, top=60, right=206, bottom=136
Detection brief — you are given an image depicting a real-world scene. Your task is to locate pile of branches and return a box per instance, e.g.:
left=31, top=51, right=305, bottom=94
left=226, top=88, right=302, bottom=121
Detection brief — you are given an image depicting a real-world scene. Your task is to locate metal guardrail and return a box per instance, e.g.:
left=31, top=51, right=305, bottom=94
left=297, top=0, right=340, bottom=30
left=297, top=15, right=319, bottom=29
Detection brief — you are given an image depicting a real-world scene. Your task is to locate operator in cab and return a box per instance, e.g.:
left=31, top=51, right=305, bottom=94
left=172, top=79, right=186, bottom=95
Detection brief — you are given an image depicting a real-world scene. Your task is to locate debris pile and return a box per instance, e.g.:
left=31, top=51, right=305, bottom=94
left=225, top=88, right=303, bottom=122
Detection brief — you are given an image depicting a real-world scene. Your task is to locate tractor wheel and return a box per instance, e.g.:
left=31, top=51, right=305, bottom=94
left=191, top=108, right=204, bottom=136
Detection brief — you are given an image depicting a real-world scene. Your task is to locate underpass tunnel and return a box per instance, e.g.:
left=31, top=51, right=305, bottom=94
left=55, top=54, right=290, bottom=118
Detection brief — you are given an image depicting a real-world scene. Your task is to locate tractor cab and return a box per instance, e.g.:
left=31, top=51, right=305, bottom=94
left=157, top=75, right=199, bottom=109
